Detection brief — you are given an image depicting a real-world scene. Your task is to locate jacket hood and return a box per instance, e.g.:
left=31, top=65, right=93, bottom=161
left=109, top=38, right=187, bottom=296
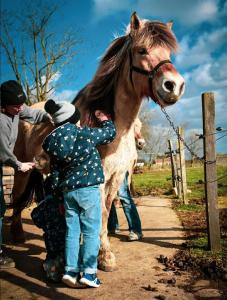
left=42, top=123, right=77, bottom=162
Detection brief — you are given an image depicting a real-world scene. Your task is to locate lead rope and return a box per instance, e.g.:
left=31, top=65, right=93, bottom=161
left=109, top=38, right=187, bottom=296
left=160, top=106, right=216, bottom=164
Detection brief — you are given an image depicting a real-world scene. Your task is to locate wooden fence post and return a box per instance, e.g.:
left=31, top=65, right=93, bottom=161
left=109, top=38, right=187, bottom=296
left=177, top=127, right=188, bottom=204
left=202, top=92, right=221, bottom=251
left=176, top=150, right=182, bottom=200
left=168, top=140, right=178, bottom=196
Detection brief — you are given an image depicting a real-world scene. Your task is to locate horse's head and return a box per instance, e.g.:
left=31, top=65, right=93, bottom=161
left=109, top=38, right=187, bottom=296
left=74, top=12, right=184, bottom=125
left=127, top=12, right=185, bottom=107
left=134, top=118, right=145, bottom=150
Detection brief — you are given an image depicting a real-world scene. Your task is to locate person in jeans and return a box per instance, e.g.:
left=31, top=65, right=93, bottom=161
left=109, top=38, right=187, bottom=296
left=0, top=80, right=51, bottom=269
left=108, top=171, right=143, bottom=241
left=42, top=99, right=116, bottom=288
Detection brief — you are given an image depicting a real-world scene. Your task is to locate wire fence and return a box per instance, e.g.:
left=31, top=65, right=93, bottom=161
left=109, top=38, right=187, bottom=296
left=160, top=106, right=227, bottom=184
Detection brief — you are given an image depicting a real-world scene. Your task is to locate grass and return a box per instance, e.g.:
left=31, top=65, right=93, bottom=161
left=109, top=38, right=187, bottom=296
left=187, top=236, right=227, bottom=261
left=133, top=164, right=227, bottom=276
left=133, top=168, right=172, bottom=195
left=132, top=164, right=227, bottom=207
left=175, top=203, right=203, bottom=212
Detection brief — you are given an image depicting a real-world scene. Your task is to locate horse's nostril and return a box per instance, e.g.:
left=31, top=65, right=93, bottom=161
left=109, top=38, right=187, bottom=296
left=164, top=80, right=175, bottom=92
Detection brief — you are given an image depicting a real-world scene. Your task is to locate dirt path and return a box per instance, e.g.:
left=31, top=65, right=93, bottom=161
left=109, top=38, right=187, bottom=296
left=0, top=197, right=223, bottom=299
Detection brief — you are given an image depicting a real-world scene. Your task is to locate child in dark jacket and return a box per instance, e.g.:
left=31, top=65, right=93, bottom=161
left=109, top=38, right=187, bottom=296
left=42, top=99, right=116, bottom=288
left=31, top=175, right=66, bottom=282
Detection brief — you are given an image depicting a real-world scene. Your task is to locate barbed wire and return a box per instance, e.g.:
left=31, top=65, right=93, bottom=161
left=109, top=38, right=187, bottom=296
left=160, top=107, right=226, bottom=166
left=207, top=173, right=227, bottom=183
left=216, top=133, right=227, bottom=142
left=161, top=107, right=206, bottom=161
left=157, top=106, right=227, bottom=187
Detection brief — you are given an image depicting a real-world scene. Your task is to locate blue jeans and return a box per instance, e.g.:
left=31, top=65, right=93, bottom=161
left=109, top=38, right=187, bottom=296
left=0, top=166, right=6, bottom=249
left=64, top=185, right=101, bottom=274
left=108, top=172, right=142, bottom=234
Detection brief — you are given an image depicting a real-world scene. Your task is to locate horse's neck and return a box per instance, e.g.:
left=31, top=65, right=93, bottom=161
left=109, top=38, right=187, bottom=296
left=114, top=84, right=142, bottom=135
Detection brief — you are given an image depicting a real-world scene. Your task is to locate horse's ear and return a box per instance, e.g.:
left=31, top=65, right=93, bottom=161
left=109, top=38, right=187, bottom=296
left=166, top=20, right=173, bottom=30
left=130, top=12, right=140, bottom=33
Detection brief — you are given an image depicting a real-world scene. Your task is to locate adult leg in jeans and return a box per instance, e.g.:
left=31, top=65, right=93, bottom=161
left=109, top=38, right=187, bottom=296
left=119, top=171, right=142, bottom=235
left=107, top=201, right=120, bottom=233
left=0, top=166, right=15, bottom=269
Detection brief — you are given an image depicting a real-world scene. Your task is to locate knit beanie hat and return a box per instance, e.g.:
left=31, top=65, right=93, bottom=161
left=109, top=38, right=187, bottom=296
left=1, top=80, right=27, bottom=106
left=44, top=99, right=80, bottom=125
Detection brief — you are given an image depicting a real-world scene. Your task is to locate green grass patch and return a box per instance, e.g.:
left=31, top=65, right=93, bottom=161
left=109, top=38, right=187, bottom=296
left=175, top=203, right=203, bottom=212
left=188, top=236, right=227, bottom=260
left=132, top=165, right=227, bottom=206
left=133, top=168, right=172, bottom=195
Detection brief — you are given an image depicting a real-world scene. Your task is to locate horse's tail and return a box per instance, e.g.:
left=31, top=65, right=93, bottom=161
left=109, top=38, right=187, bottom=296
left=10, top=169, right=45, bottom=215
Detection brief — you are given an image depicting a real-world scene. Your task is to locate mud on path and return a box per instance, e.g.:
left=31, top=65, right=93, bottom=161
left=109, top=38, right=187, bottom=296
left=0, top=197, right=223, bottom=300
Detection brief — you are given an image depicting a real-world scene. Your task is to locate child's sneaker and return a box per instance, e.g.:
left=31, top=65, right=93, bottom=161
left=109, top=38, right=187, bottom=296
left=128, top=231, right=143, bottom=241
left=62, top=271, right=81, bottom=288
left=79, top=273, right=101, bottom=288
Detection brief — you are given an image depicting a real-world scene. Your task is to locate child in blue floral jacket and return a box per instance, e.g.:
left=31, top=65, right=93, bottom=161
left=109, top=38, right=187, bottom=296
left=42, top=99, right=116, bottom=288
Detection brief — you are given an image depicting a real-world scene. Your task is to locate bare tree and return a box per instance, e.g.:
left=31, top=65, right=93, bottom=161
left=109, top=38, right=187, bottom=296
left=0, top=1, right=78, bottom=104
left=139, top=102, right=173, bottom=165
left=186, top=131, right=203, bottom=166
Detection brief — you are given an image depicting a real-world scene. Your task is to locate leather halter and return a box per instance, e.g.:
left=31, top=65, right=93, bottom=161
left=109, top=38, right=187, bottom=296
left=129, top=49, right=172, bottom=102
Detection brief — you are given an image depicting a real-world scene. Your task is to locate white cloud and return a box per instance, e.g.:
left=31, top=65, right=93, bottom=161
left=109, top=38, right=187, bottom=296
left=92, top=0, right=132, bottom=20
left=93, top=0, right=219, bottom=25
left=39, top=70, right=78, bottom=102
left=54, top=89, right=78, bottom=103
left=136, top=0, right=218, bottom=25
left=180, top=52, right=227, bottom=102
left=176, top=27, right=227, bottom=67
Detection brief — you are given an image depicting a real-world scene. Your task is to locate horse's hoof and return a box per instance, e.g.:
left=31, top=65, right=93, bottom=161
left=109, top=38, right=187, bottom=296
left=98, top=262, right=117, bottom=272
left=98, top=250, right=117, bottom=272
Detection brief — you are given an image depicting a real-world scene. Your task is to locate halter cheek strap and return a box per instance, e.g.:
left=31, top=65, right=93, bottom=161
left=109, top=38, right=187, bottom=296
left=131, top=59, right=172, bottom=79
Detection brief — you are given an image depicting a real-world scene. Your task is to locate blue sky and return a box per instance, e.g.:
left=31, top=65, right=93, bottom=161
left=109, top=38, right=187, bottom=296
left=1, top=0, right=227, bottom=153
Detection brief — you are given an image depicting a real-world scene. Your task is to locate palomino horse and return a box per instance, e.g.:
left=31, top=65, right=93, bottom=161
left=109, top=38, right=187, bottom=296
left=11, top=12, right=184, bottom=271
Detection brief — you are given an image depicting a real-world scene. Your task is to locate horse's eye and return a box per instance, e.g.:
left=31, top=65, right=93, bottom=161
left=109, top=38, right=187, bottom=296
left=138, top=48, right=147, bottom=55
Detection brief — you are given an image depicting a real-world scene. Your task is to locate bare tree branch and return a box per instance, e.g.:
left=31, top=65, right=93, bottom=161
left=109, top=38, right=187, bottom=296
left=0, top=1, right=79, bottom=104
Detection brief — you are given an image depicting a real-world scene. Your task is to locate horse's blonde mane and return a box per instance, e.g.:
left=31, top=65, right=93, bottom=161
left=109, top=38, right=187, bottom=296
left=73, top=20, right=178, bottom=123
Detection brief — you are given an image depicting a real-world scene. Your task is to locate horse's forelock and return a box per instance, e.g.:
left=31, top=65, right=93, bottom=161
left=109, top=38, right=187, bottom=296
left=134, top=21, right=178, bottom=52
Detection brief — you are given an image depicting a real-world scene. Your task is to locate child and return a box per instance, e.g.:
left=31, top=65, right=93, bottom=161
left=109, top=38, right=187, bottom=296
left=31, top=174, right=66, bottom=282
left=42, top=99, right=116, bottom=288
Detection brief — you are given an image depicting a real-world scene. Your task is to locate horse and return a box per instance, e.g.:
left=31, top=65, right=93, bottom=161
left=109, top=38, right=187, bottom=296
left=11, top=12, right=185, bottom=271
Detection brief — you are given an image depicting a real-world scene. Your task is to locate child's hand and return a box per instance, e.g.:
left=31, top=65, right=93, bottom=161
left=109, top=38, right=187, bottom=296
left=95, top=110, right=111, bottom=121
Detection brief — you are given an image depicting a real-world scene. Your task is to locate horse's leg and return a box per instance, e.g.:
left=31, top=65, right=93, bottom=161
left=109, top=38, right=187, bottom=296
left=10, top=172, right=31, bottom=243
left=98, top=193, right=116, bottom=272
